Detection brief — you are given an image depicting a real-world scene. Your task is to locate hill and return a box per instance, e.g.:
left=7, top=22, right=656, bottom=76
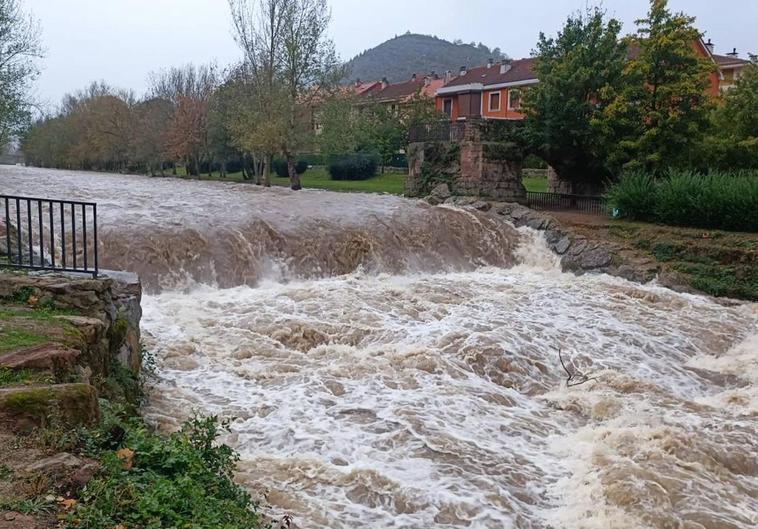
left=345, top=33, right=507, bottom=83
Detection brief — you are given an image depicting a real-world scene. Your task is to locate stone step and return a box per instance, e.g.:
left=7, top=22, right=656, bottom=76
left=0, top=343, right=80, bottom=371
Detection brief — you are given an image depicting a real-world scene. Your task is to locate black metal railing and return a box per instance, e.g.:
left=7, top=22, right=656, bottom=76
left=526, top=191, right=609, bottom=216
left=1, top=195, right=98, bottom=277
left=409, top=121, right=466, bottom=143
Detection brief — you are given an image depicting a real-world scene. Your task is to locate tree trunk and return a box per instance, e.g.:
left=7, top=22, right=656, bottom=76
left=192, top=156, right=200, bottom=177
left=263, top=154, right=272, bottom=187
left=250, top=153, right=260, bottom=184
left=286, top=154, right=302, bottom=190
left=172, top=163, right=177, bottom=176
left=159, top=161, right=165, bottom=177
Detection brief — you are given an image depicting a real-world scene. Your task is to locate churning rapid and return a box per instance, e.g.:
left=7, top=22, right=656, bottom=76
left=2, top=166, right=757, bottom=529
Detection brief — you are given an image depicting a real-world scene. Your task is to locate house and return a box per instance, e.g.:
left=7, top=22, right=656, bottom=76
left=706, top=40, right=754, bottom=91
left=434, top=58, right=536, bottom=121
left=356, top=73, right=447, bottom=111
left=433, top=36, right=751, bottom=122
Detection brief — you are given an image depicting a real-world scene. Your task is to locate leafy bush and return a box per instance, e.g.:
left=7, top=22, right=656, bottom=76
left=328, top=153, right=379, bottom=180
left=67, top=408, right=260, bottom=529
left=272, top=158, right=308, bottom=178
left=607, top=172, right=658, bottom=221
left=608, top=170, right=758, bottom=232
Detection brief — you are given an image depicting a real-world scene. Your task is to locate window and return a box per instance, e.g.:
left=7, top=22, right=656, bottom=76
left=443, top=98, right=453, bottom=117
left=488, top=92, right=501, bottom=112
left=508, top=88, right=522, bottom=111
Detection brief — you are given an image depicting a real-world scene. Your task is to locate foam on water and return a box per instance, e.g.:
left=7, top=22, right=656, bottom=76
left=141, top=252, right=757, bottom=528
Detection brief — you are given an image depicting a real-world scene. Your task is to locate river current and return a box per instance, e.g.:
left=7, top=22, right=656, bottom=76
left=2, top=166, right=756, bottom=529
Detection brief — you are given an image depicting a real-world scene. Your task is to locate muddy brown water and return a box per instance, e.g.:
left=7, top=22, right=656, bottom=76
left=2, top=166, right=757, bottom=529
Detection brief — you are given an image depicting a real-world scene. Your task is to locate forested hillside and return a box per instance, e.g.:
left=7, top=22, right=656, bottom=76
left=345, top=33, right=507, bottom=82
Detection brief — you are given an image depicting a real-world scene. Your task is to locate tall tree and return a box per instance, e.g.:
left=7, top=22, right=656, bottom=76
left=523, top=7, right=626, bottom=194
left=0, top=0, right=43, bottom=148
left=228, top=0, right=342, bottom=190
left=607, top=0, right=715, bottom=173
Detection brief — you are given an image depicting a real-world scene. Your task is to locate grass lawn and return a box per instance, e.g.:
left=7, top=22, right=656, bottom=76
left=175, top=165, right=549, bottom=195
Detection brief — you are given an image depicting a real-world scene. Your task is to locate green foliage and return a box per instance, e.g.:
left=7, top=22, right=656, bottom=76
left=419, top=142, right=460, bottom=195
left=609, top=170, right=758, bottom=231
left=0, top=496, right=57, bottom=515
left=607, top=0, right=715, bottom=173
left=523, top=6, right=626, bottom=188
left=328, top=153, right=379, bottom=180
left=272, top=157, right=308, bottom=177
left=0, top=0, right=43, bottom=146
left=0, top=367, right=49, bottom=387
left=607, top=172, right=658, bottom=220
left=482, top=142, right=524, bottom=163
left=68, top=407, right=260, bottom=529
left=700, top=64, right=758, bottom=170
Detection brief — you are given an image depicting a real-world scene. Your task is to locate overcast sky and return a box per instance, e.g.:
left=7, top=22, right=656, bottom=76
left=26, top=0, right=757, bottom=108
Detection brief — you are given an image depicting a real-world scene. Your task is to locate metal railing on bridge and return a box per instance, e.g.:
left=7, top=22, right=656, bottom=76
left=526, top=191, right=609, bottom=216
left=1, top=195, right=98, bottom=277
left=409, top=122, right=466, bottom=143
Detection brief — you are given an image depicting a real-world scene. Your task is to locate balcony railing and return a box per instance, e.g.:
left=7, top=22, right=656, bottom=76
left=1, top=195, right=99, bottom=277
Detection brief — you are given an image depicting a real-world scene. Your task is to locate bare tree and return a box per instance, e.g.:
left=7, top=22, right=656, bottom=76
left=228, top=0, right=342, bottom=190
left=149, top=64, right=218, bottom=175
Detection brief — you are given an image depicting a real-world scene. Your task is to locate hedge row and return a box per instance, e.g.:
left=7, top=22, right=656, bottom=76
left=608, top=170, right=758, bottom=232
left=328, top=153, right=379, bottom=180
left=272, top=158, right=308, bottom=177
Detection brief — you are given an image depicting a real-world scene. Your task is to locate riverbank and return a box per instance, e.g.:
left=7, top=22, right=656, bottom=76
left=491, top=201, right=758, bottom=301
left=0, top=271, right=262, bottom=529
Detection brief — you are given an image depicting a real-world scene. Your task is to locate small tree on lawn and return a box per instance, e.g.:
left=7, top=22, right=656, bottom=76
left=607, top=0, right=715, bottom=173
left=523, top=6, right=626, bottom=194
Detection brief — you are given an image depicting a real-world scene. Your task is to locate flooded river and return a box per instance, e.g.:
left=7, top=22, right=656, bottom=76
left=2, top=166, right=757, bottom=529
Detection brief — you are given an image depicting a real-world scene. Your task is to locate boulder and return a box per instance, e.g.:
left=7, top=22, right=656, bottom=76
left=554, top=237, right=572, bottom=255
left=24, top=453, right=99, bottom=493
left=0, top=384, right=100, bottom=432
left=429, top=183, right=451, bottom=201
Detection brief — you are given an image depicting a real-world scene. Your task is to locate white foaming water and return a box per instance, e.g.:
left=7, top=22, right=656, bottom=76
left=141, top=234, right=758, bottom=529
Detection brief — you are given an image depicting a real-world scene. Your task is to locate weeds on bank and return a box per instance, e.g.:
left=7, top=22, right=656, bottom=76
left=63, top=403, right=261, bottom=529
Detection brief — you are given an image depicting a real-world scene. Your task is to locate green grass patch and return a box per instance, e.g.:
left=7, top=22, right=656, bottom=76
left=176, top=165, right=547, bottom=196
left=0, top=367, right=52, bottom=387
left=0, top=328, right=48, bottom=354
left=523, top=177, right=548, bottom=193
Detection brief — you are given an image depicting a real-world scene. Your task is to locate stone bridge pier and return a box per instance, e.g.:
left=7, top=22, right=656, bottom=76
left=406, top=120, right=526, bottom=203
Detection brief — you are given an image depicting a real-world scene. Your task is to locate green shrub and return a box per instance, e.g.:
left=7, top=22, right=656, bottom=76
left=608, top=172, right=658, bottom=221
left=68, top=408, right=260, bottom=529
left=328, top=153, right=379, bottom=180
left=272, top=158, right=309, bottom=178
left=608, top=170, right=758, bottom=232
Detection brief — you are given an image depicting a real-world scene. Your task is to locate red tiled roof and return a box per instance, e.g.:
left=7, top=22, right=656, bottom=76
left=359, top=75, right=446, bottom=102
left=443, top=58, right=537, bottom=89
